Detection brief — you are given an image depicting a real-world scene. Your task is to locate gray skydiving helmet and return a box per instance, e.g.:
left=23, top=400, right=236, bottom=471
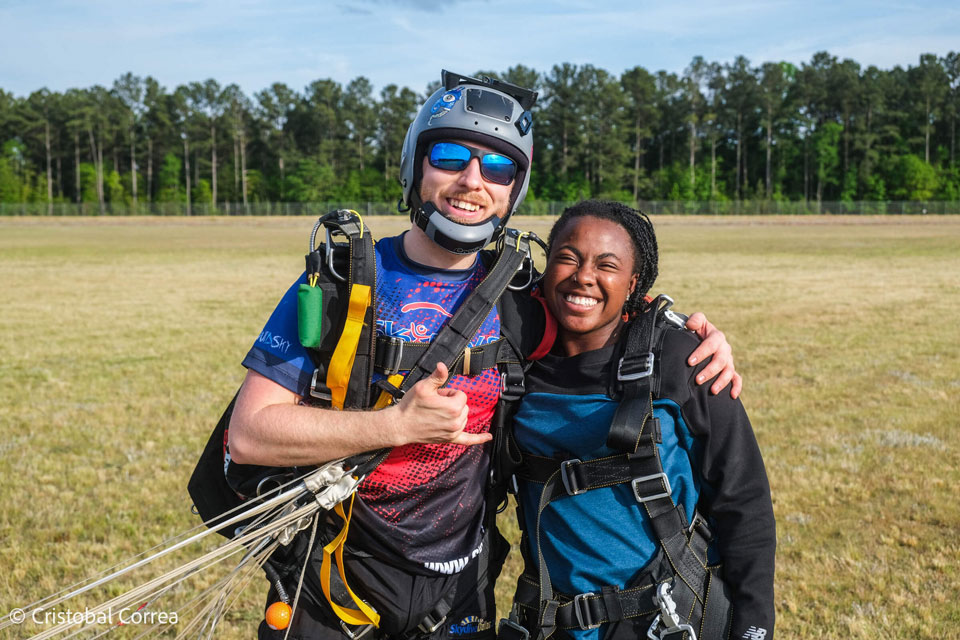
left=399, top=70, right=536, bottom=254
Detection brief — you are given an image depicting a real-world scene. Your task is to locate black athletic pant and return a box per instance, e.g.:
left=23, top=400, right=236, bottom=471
left=259, top=527, right=507, bottom=640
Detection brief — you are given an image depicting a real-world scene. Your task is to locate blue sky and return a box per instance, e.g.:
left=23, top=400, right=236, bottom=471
left=1, top=0, right=958, bottom=98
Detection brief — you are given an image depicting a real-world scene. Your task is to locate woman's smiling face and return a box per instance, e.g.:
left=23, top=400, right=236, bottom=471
left=542, top=215, right=639, bottom=356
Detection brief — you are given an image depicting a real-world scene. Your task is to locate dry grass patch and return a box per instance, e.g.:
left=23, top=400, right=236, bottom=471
left=1, top=215, right=958, bottom=639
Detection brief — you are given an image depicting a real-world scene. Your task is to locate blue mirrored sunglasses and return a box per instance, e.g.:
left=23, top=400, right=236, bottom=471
left=428, top=141, right=518, bottom=185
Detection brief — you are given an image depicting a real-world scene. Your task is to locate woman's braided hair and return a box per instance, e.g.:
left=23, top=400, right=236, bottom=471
left=546, top=199, right=659, bottom=314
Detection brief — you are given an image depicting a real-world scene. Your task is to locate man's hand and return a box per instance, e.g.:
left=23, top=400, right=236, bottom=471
left=685, top=312, right=742, bottom=399
left=393, top=362, right=491, bottom=446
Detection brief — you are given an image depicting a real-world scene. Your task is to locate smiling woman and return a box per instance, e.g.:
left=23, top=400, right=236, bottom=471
left=501, top=199, right=776, bottom=640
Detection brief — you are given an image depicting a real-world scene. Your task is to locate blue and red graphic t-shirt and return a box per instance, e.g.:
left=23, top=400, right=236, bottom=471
left=242, top=234, right=500, bottom=573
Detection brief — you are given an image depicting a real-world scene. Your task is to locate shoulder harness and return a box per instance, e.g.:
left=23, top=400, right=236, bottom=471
left=188, top=209, right=550, bottom=634
left=497, top=296, right=732, bottom=640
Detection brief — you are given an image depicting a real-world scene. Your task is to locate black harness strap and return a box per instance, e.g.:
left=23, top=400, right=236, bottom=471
left=374, top=336, right=506, bottom=377
left=506, top=297, right=732, bottom=640
left=381, top=228, right=533, bottom=398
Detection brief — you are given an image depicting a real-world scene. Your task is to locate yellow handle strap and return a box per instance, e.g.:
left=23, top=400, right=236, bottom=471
left=326, top=284, right=372, bottom=410
left=320, top=493, right=381, bottom=627
left=372, top=373, right=404, bottom=410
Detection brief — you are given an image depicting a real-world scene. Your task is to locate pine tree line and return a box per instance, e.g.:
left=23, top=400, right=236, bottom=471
left=1, top=51, right=958, bottom=214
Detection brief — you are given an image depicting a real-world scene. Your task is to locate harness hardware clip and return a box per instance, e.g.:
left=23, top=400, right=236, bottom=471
left=572, top=592, right=601, bottom=630
left=498, top=617, right=530, bottom=640
left=560, top=459, right=586, bottom=496
left=340, top=620, right=373, bottom=639
left=382, top=337, right=404, bottom=376
left=631, top=473, right=672, bottom=503
left=418, top=611, right=447, bottom=634
left=617, top=353, right=654, bottom=381
left=310, top=369, right=333, bottom=401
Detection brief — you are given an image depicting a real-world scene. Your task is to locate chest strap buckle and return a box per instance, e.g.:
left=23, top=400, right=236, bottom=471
left=560, top=459, right=586, bottom=496
left=618, top=353, right=654, bottom=381
left=572, top=592, right=601, bottom=630
left=632, top=472, right=672, bottom=503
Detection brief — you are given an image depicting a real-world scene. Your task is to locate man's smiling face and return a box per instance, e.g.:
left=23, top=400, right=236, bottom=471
left=417, top=139, right=514, bottom=225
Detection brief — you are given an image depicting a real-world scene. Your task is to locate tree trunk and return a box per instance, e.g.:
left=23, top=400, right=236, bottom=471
left=210, top=123, right=217, bottom=209
left=711, top=138, right=717, bottom=198
left=240, top=130, right=248, bottom=208
left=233, top=135, right=239, bottom=212
left=925, top=97, right=931, bottom=164
left=130, top=129, right=137, bottom=206
left=56, top=155, right=62, bottom=200
left=561, top=126, right=568, bottom=177
left=87, top=127, right=104, bottom=214
left=44, top=120, right=53, bottom=215
left=279, top=155, right=285, bottom=201
left=803, top=135, right=809, bottom=203
left=633, top=120, right=641, bottom=201
left=765, top=105, right=773, bottom=198
left=688, top=120, right=696, bottom=192
left=74, top=133, right=81, bottom=204
left=743, top=136, right=749, bottom=198
left=658, top=140, right=664, bottom=194
left=735, top=112, right=742, bottom=199
left=147, top=138, right=153, bottom=204
left=183, top=136, right=192, bottom=216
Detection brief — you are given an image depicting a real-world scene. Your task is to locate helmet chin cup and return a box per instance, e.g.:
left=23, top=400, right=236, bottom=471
left=413, top=202, right=503, bottom=255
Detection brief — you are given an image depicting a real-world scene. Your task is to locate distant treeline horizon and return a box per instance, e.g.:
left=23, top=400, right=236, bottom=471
left=1, top=51, right=958, bottom=213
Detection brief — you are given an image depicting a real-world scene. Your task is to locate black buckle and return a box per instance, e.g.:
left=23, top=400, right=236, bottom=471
left=418, top=610, right=447, bottom=634
left=560, top=459, right=585, bottom=496
left=310, top=369, right=333, bottom=401
left=498, top=618, right=530, bottom=640
left=618, top=353, right=654, bottom=381
left=382, top=337, right=404, bottom=375
left=572, top=592, right=601, bottom=630
left=500, top=371, right=525, bottom=399
left=375, top=378, right=405, bottom=402
left=631, top=473, right=672, bottom=503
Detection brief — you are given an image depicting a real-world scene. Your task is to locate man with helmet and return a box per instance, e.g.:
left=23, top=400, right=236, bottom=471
left=226, top=70, right=738, bottom=640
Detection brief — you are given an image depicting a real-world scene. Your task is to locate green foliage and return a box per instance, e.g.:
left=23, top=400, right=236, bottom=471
left=156, top=152, right=183, bottom=202
left=2, top=52, right=960, bottom=207
left=192, top=178, right=212, bottom=206
left=105, top=169, right=127, bottom=205
left=891, top=154, right=939, bottom=200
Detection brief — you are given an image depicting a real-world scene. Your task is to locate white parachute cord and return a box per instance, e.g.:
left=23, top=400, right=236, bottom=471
left=22, top=500, right=322, bottom=640
left=176, top=537, right=279, bottom=640
left=3, top=465, right=342, bottom=631
left=2, top=466, right=318, bottom=624
left=283, top=509, right=321, bottom=640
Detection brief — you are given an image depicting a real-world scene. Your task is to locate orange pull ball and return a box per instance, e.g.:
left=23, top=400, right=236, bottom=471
left=265, top=601, right=292, bottom=630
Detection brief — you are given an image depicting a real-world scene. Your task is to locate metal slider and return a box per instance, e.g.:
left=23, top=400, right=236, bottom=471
left=383, top=338, right=404, bottom=376
left=632, top=473, right=672, bottom=503
left=617, top=353, right=655, bottom=381
left=572, top=592, right=601, bottom=630
left=560, top=459, right=586, bottom=496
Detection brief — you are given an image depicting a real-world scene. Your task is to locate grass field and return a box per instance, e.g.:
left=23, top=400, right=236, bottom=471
left=1, top=214, right=958, bottom=639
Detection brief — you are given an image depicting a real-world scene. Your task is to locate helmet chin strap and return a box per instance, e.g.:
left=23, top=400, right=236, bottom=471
left=411, top=201, right=506, bottom=255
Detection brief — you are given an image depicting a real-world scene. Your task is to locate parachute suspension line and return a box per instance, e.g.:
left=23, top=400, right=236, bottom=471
left=23, top=502, right=319, bottom=640
left=9, top=461, right=360, bottom=639
left=2, top=467, right=321, bottom=631
left=283, top=510, right=320, bottom=640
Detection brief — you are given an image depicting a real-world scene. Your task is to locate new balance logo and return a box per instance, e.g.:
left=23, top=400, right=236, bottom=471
left=742, top=627, right=767, bottom=640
